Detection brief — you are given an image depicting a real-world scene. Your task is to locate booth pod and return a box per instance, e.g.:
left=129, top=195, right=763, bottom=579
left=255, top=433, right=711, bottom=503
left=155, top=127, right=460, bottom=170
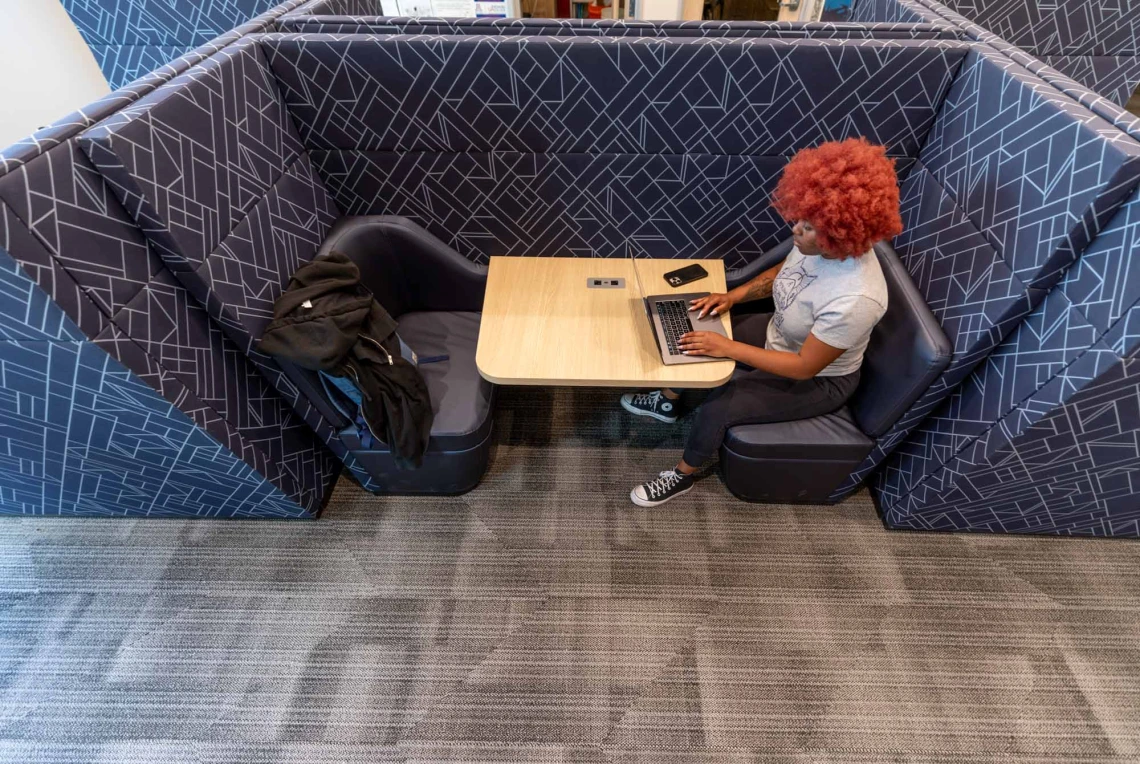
left=0, top=22, right=972, bottom=519
left=1, top=16, right=1139, bottom=528
left=72, top=31, right=1140, bottom=514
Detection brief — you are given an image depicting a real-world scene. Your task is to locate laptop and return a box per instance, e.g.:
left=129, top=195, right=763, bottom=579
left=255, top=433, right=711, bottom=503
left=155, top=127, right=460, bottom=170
left=628, top=244, right=731, bottom=365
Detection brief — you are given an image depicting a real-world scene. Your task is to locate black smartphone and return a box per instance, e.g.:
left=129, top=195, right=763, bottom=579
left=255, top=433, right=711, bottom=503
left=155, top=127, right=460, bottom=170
left=663, top=263, right=708, bottom=288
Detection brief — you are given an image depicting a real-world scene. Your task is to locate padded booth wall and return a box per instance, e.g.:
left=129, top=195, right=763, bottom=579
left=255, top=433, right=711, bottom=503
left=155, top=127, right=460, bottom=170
left=0, top=1, right=341, bottom=517
left=850, top=0, right=1140, bottom=535
left=275, top=13, right=961, bottom=38
left=262, top=34, right=966, bottom=264
left=854, top=0, right=1140, bottom=107
left=937, top=0, right=1140, bottom=106
left=61, top=0, right=287, bottom=89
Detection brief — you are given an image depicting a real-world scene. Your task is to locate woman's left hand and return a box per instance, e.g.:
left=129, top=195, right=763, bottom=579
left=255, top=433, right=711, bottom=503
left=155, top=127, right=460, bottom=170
left=678, top=331, right=734, bottom=358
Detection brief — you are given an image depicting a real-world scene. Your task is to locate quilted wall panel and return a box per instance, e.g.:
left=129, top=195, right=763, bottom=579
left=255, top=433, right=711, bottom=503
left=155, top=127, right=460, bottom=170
left=80, top=40, right=383, bottom=492
left=264, top=36, right=965, bottom=157
left=0, top=1, right=343, bottom=517
left=1042, top=55, right=1140, bottom=110
left=883, top=343, right=1140, bottom=537
left=61, top=0, right=282, bottom=88
left=849, top=0, right=946, bottom=25
left=0, top=338, right=312, bottom=519
left=917, top=48, right=1140, bottom=292
left=262, top=35, right=966, bottom=263
left=875, top=180, right=1140, bottom=533
left=938, top=0, right=1140, bottom=57
left=313, top=151, right=791, bottom=264
left=830, top=48, right=1140, bottom=504
left=855, top=0, right=1140, bottom=107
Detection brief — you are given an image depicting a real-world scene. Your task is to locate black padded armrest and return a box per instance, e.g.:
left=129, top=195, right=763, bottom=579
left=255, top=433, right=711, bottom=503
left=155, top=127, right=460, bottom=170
left=725, top=237, right=794, bottom=290
left=317, top=216, right=487, bottom=317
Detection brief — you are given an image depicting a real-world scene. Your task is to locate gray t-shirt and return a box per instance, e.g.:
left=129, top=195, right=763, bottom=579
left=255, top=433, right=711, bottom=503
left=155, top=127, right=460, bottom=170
left=765, top=246, right=888, bottom=377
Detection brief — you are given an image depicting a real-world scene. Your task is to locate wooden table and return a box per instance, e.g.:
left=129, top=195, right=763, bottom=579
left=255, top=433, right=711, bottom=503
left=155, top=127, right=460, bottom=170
left=476, top=256, right=735, bottom=387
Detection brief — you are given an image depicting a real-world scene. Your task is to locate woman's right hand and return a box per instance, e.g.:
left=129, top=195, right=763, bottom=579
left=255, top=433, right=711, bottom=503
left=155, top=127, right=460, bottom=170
left=689, top=292, right=735, bottom=319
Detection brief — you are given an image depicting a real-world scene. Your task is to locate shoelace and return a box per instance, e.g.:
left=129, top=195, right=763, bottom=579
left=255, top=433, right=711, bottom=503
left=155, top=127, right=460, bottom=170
left=634, top=390, right=663, bottom=408
left=645, top=470, right=683, bottom=499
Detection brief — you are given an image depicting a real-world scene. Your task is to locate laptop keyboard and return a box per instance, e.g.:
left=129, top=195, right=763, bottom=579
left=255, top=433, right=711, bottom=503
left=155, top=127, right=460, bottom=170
left=656, top=299, right=695, bottom=356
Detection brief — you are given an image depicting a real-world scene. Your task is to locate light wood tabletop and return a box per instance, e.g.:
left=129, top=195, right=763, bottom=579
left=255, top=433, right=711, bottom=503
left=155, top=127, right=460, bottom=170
left=476, top=256, right=735, bottom=388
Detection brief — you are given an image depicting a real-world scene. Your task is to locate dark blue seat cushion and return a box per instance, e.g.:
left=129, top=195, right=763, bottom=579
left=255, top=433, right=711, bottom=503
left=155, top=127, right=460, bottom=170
left=723, top=407, right=872, bottom=461
left=396, top=311, right=494, bottom=453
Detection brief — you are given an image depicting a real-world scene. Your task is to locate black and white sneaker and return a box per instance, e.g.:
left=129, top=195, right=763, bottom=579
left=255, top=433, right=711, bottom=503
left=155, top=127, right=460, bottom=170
left=630, top=469, right=694, bottom=507
left=620, top=390, right=679, bottom=423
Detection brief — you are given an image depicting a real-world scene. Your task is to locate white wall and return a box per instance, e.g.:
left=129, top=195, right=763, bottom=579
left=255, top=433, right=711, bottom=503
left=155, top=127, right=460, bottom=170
left=0, top=0, right=110, bottom=149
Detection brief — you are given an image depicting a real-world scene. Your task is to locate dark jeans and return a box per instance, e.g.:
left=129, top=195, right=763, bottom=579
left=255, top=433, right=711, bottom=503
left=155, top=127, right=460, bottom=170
left=682, top=313, right=860, bottom=467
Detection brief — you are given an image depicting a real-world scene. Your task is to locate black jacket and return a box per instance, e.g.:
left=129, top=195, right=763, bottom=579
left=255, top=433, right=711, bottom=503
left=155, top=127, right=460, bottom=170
left=259, top=251, right=433, bottom=469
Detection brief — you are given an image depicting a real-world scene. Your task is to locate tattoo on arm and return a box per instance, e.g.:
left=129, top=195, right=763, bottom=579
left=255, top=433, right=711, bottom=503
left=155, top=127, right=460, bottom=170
left=742, top=274, right=774, bottom=302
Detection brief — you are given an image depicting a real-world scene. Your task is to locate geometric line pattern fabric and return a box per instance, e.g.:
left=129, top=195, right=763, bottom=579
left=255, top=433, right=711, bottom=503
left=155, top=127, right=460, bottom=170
left=849, top=0, right=947, bottom=24
left=877, top=186, right=1140, bottom=520
left=872, top=285, right=1105, bottom=508
left=0, top=338, right=312, bottom=518
left=859, top=0, right=1140, bottom=125
left=267, top=34, right=963, bottom=264
left=0, top=140, right=338, bottom=517
left=79, top=40, right=382, bottom=493
left=62, top=0, right=282, bottom=45
left=0, top=1, right=341, bottom=518
left=0, top=209, right=96, bottom=344
left=1, top=0, right=310, bottom=175
left=918, top=47, right=1140, bottom=292
left=81, top=42, right=307, bottom=274
left=61, top=0, right=282, bottom=88
left=830, top=165, right=1038, bottom=499
left=930, top=0, right=1140, bottom=107
left=1057, top=186, right=1140, bottom=359
left=1042, top=55, right=1140, bottom=109
left=263, top=35, right=968, bottom=159
left=88, top=44, right=197, bottom=90
left=938, top=0, right=1140, bottom=56
left=830, top=49, right=1140, bottom=501
left=312, top=150, right=792, bottom=265
left=882, top=342, right=1140, bottom=537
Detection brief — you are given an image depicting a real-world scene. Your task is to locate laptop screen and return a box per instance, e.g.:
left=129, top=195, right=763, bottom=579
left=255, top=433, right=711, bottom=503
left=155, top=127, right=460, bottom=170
left=628, top=242, right=646, bottom=301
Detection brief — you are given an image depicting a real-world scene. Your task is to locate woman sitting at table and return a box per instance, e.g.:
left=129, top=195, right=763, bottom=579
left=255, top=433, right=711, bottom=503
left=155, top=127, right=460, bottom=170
left=621, top=137, right=903, bottom=507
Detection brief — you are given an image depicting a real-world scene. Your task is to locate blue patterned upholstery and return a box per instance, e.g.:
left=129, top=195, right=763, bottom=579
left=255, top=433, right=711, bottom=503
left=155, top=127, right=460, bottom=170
left=831, top=48, right=1140, bottom=509
left=1042, top=56, right=1140, bottom=108
left=937, top=0, right=1139, bottom=57
left=918, top=48, right=1140, bottom=292
left=885, top=339, right=1138, bottom=537
left=61, top=0, right=283, bottom=88
left=80, top=40, right=385, bottom=492
left=858, top=0, right=1140, bottom=108
left=876, top=183, right=1140, bottom=534
left=263, top=35, right=967, bottom=263
left=0, top=3, right=342, bottom=518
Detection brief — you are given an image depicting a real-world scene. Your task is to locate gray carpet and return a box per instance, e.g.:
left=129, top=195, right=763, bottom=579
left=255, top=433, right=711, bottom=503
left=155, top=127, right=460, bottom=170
left=2, top=387, right=1140, bottom=763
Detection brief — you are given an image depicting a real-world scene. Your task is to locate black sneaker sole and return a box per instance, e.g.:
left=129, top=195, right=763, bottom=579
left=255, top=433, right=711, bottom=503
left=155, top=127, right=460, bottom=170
left=620, top=396, right=678, bottom=423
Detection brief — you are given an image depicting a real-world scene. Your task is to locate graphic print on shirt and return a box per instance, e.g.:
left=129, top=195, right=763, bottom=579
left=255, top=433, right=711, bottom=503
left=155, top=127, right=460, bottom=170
left=772, top=263, right=816, bottom=330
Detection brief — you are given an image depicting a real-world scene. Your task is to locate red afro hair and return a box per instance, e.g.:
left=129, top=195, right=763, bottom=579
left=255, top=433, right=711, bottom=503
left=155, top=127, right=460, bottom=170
left=772, top=137, right=903, bottom=258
